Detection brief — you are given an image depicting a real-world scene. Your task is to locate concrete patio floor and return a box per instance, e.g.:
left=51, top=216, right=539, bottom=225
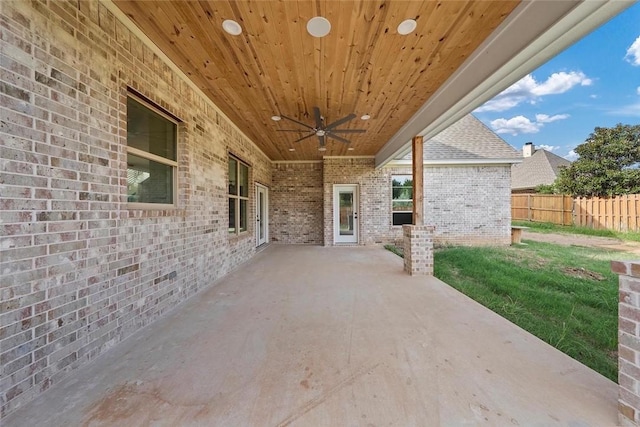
left=4, top=245, right=617, bottom=426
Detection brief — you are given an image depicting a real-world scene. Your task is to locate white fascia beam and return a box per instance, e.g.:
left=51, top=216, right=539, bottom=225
left=385, top=158, right=523, bottom=167
left=375, top=0, right=634, bottom=168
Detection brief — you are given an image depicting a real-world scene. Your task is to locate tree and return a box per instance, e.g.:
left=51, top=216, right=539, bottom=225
left=555, top=123, right=640, bottom=197
left=535, top=183, right=560, bottom=194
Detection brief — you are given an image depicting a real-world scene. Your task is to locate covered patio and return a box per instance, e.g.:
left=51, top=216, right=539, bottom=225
left=3, top=246, right=616, bottom=426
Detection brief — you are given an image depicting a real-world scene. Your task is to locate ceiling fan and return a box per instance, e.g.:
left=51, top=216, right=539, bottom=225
left=276, top=107, right=366, bottom=148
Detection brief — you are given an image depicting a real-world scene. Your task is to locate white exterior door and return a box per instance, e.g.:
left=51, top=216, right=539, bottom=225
left=256, top=184, right=268, bottom=246
left=333, top=184, right=358, bottom=244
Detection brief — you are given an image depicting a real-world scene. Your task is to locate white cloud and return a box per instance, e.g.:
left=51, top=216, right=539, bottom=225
left=625, top=36, right=640, bottom=66
left=637, top=86, right=640, bottom=96
left=590, top=94, right=598, bottom=99
left=490, top=116, right=539, bottom=136
left=476, top=72, right=592, bottom=112
left=489, top=113, right=570, bottom=136
left=531, top=72, right=592, bottom=96
left=564, top=150, right=579, bottom=161
left=535, top=113, right=570, bottom=123
left=538, top=144, right=559, bottom=152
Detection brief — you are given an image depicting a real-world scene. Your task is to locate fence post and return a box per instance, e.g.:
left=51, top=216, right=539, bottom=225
left=527, top=194, right=531, bottom=221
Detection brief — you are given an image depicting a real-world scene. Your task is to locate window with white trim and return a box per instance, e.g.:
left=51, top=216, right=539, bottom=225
left=392, top=175, right=413, bottom=225
left=229, top=156, right=249, bottom=234
left=126, top=95, right=178, bottom=206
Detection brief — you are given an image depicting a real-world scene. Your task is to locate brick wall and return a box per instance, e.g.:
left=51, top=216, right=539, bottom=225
left=321, top=158, right=511, bottom=246
left=614, top=260, right=640, bottom=426
left=424, top=166, right=511, bottom=245
left=322, top=158, right=407, bottom=246
left=403, top=225, right=435, bottom=275
left=271, top=162, right=323, bottom=244
left=320, top=158, right=511, bottom=246
left=0, top=0, right=270, bottom=417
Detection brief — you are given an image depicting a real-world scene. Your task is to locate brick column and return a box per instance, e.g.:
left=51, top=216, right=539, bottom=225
left=614, top=260, right=640, bottom=426
left=403, top=225, right=435, bottom=275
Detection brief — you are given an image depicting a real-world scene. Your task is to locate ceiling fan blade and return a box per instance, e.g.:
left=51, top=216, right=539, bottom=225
left=325, top=113, right=356, bottom=131
left=326, top=132, right=350, bottom=144
left=313, top=107, right=323, bottom=129
left=280, top=114, right=314, bottom=130
left=294, top=133, right=316, bottom=143
left=329, top=129, right=366, bottom=133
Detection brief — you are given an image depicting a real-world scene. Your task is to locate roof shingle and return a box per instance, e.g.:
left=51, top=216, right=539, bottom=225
left=401, top=114, right=521, bottom=162
left=511, top=149, right=571, bottom=190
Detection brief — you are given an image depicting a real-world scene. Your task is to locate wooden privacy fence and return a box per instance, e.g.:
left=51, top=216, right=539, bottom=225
left=511, top=194, right=573, bottom=225
left=512, top=194, right=640, bottom=232
left=574, top=195, right=640, bottom=232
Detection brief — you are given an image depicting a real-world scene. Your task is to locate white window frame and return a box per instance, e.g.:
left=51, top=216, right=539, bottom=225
left=126, top=93, right=179, bottom=209
left=392, top=174, right=413, bottom=226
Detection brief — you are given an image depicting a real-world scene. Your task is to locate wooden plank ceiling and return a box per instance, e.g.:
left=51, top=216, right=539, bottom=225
left=113, top=1, right=520, bottom=161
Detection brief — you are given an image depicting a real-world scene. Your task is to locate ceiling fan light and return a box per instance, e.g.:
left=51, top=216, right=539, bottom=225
left=271, top=115, right=282, bottom=121
left=288, top=148, right=295, bottom=151
left=347, top=147, right=355, bottom=151
left=360, top=114, right=371, bottom=120
left=307, top=17, right=331, bottom=38
left=397, top=19, right=417, bottom=35
left=222, top=19, right=242, bottom=36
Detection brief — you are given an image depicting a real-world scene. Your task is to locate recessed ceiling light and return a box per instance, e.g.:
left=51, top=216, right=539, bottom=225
left=397, top=19, right=417, bottom=35
left=222, top=19, right=242, bottom=36
left=347, top=147, right=355, bottom=151
left=318, top=147, right=327, bottom=151
left=360, top=114, right=371, bottom=120
left=307, top=17, right=331, bottom=38
left=271, top=115, right=281, bottom=121
left=288, top=148, right=295, bottom=151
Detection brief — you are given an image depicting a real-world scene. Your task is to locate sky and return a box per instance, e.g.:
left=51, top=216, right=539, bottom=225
left=473, top=2, right=640, bottom=161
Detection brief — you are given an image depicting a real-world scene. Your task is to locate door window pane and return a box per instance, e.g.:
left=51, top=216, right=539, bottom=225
left=339, top=192, right=354, bottom=235
left=259, top=191, right=265, bottom=239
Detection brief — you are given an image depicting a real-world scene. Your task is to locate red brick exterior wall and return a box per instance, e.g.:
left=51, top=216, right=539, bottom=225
left=614, top=260, right=640, bottom=426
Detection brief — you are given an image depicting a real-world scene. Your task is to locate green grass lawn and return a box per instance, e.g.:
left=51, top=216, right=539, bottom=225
left=512, top=220, right=640, bottom=242
left=433, top=241, right=630, bottom=382
left=386, top=240, right=634, bottom=382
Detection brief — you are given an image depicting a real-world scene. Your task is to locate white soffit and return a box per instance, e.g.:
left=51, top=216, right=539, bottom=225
left=375, top=0, right=634, bottom=168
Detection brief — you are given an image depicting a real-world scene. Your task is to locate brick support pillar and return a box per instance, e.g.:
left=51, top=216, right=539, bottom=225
left=403, top=224, right=435, bottom=275
left=613, top=260, right=640, bottom=426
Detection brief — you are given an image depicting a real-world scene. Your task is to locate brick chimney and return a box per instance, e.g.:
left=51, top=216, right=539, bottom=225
left=523, top=142, right=535, bottom=158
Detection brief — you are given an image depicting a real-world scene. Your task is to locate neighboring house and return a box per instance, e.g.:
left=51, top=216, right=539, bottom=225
left=388, top=114, right=522, bottom=246
left=511, top=142, right=572, bottom=193
left=0, top=0, right=622, bottom=418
